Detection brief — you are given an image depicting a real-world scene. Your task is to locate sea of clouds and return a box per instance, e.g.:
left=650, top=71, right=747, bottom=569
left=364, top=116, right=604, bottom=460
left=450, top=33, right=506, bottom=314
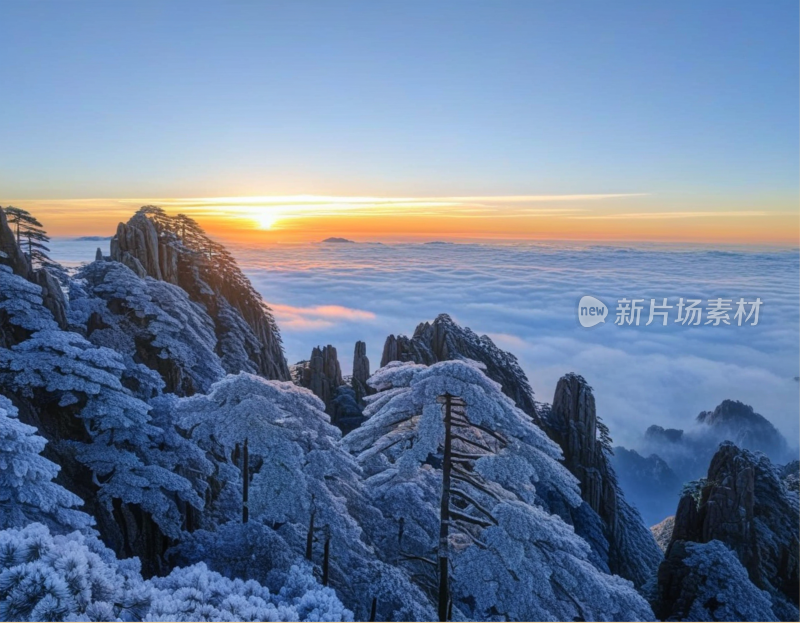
left=52, top=238, right=800, bottom=450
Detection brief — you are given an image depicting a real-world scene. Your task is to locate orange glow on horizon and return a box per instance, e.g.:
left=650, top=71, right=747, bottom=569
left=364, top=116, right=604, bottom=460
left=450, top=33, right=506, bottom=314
left=3, top=194, right=798, bottom=247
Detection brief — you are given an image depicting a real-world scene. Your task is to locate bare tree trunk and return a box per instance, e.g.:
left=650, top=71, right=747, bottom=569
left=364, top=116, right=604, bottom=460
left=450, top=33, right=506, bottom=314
left=438, top=393, right=453, bottom=621
left=305, top=506, right=315, bottom=561
left=242, top=437, right=249, bottom=524
left=369, top=597, right=378, bottom=622
left=322, top=531, right=330, bottom=586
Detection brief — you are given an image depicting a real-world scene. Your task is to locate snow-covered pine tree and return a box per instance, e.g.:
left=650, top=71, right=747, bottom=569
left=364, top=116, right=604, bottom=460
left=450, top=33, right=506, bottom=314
left=0, top=264, right=59, bottom=346
left=344, top=359, right=653, bottom=621
left=0, top=523, right=151, bottom=622
left=0, top=329, right=203, bottom=539
left=69, top=260, right=226, bottom=396
left=0, top=522, right=351, bottom=622
left=172, top=372, right=435, bottom=621
left=147, top=562, right=353, bottom=622
left=0, top=395, right=93, bottom=533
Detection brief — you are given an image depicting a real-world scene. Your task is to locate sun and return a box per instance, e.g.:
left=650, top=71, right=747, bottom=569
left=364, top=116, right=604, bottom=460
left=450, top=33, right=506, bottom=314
left=256, top=214, right=279, bottom=230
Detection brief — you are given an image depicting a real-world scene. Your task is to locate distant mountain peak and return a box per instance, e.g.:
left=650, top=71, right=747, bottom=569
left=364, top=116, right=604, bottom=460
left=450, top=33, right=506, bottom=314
left=697, top=398, right=770, bottom=427
left=321, top=237, right=354, bottom=243
left=696, top=399, right=790, bottom=459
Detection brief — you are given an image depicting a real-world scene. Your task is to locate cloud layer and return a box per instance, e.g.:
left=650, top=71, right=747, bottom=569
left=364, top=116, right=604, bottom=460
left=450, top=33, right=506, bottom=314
left=237, top=241, right=800, bottom=449
left=52, top=238, right=800, bottom=450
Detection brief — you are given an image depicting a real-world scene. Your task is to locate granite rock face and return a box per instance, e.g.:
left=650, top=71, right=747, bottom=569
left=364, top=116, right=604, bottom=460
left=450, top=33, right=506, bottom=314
left=655, top=442, right=800, bottom=620
left=0, top=208, right=31, bottom=280
left=618, top=399, right=795, bottom=530
left=293, top=344, right=365, bottom=433
left=110, top=208, right=289, bottom=381
left=380, top=313, right=539, bottom=421
left=543, top=373, right=663, bottom=588
left=351, top=340, right=373, bottom=405
left=295, top=345, right=343, bottom=409
left=0, top=208, right=68, bottom=330
left=111, top=212, right=179, bottom=284
left=31, top=267, right=68, bottom=329
left=781, top=460, right=799, bottom=494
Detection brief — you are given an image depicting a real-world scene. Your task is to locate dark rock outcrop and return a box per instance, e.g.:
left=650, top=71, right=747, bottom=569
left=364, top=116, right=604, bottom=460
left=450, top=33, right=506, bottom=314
left=0, top=207, right=67, bottom=330
left=0, top=208, right=31, bottom=279
left=645, top=424, right=684, bottom=445
left=641, top=400, right=793, bottom=481
left=110, top=207, right=289, bottom=381
left=293, top=344, right=365, bottom=433
left=295, top=345, right=343, bottom=409
left=352, top=340, right=373, bottom=405
left=631, top=400, right=795, bottom=523
left=655, top=442, right=799, bottom=620
left=31, top=268, right=68, bottom=329
left=111, top=211, right=179, bottom=284
left=380, top=314, right=539, bottom=421
left=543, top=373, right=663, bottom=588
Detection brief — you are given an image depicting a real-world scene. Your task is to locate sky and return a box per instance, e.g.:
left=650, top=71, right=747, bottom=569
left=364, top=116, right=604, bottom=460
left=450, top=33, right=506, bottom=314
left=1, top=1, right=798, bottom=243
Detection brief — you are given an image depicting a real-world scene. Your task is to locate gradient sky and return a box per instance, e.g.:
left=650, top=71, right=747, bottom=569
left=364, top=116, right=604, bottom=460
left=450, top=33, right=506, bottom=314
left=1, top=1, right=797, bottom=243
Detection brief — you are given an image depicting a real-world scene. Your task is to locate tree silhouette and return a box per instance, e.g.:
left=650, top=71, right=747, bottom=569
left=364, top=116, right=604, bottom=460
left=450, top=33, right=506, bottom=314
left=2, top=206, right=52, bottom=269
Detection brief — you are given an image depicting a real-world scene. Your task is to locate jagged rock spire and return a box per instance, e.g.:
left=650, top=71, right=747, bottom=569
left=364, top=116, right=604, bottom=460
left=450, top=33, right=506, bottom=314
left=351, top=340, right=372, bottom=405
left=655, top=442, right=800, bottom=620
left=109, top=207, right=289, bottom=380
left=544, top=373, right=663, bottom=588
left=380, top=313, right=539, bottom=420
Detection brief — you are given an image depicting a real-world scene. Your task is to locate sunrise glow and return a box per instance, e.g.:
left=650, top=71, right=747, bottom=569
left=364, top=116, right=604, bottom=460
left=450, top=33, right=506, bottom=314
left=7, top=193, right=798, bottom=246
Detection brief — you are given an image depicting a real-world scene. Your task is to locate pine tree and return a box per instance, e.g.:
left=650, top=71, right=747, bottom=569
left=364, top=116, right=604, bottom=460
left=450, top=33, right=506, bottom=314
left=345, top=360, right=654, bottom=621
left=172, top=372, right=436, bottom=621
left=0, top=395, right=93, bottom=533
left=2, top=206, right=52, bottom=268
left=0, top=330, right=204, bottom=537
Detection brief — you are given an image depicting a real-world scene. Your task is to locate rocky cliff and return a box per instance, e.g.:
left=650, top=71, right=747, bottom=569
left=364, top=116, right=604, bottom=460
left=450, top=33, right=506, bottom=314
left=0, top=208, right=68, bottom=332
left=617, top=399, right=796, bottom=530
left=351, top=340, right=373, bottom=405
left=655, top=442, right=799, bottom=620
left=110, top=206, right=289, bottom=381
left=294, top=344, right=343, bottom=409
left=543, top=373, right=663, bottom=588
left=292, top=343, right=365, bottom=433
left=380, top=313, right=539, bottom=421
